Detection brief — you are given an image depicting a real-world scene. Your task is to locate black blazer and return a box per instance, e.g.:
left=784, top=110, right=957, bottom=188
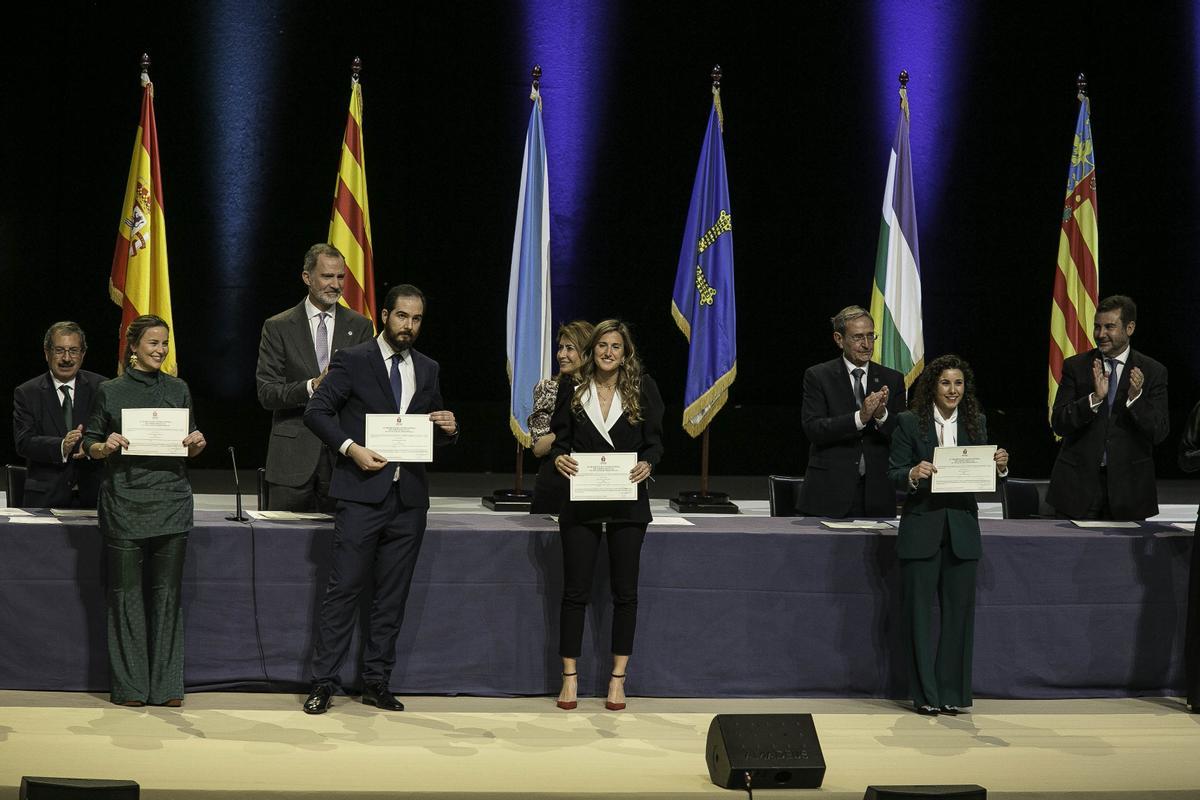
left=888, top=410, right=988, bottom=560
left=549, top=375, right=665, bottom=524
left=304, top=340, right=457, bottom=506
left=796, top=357, right=906, bottom=517
left=256, top=300, right=375, bottom=487
left=12, top=369, right=107, bottom=507
left=1048, top=348, right=1168, bottom=520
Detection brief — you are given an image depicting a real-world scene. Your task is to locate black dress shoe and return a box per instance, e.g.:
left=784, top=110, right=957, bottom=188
left=303, top=684, right=333, bottom=715
left=361, top=681, right=405, bottom=711
left=939, top=705, right=965, bottom=715
left=915, top=704, right=940, bottom=716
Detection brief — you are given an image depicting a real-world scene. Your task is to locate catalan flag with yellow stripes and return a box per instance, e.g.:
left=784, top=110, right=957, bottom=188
left=1048, top=85, right=1099, bottom=422
left=109, top=63, right=177, bottom=376
left=328, top=66, right=377, bottom=330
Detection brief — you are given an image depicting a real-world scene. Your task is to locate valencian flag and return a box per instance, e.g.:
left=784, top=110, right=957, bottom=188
left=1048, top=77, right=1099, bottom=421
left=110, top=57, right=177, bottom=376
left=671, top=73, right=737, bottom=438
left=506, top=71, right=553, bottom=447
left=329, top=59, right=377, bottom=330
left=870, top=73, right=923, bottom=388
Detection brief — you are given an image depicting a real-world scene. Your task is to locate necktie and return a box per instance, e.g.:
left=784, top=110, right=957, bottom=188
left=1102, top=358, right=1119, bottom=467
left=1106, top=358, right=1119, bottom=409
left=60, top=385, right=72, bottom=430
left=390, top=353, right=404, bottom=412
left=852, top=368, right=866, bottom=476
left=851, top=368, right=866, bottom=409
left=315, top=313, right=330, bottom=372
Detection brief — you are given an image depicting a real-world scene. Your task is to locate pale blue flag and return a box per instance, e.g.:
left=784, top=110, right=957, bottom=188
left=506, top=83, right=552, bottom=446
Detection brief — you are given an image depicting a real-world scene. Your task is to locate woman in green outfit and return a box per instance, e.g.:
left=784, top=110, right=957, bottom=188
left=888, top=354, right=1007, bottom=716
left=83, top=315, right=207, bottom=707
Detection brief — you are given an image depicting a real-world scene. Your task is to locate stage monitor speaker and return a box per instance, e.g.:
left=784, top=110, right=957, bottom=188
left=20, top=777, right=139, bottom=800
left=864, top=786, right=986, bottom=799
left=706, top=713, right=825, bottom=789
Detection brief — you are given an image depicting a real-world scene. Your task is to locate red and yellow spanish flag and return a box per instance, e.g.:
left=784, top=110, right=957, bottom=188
left=110, top=63, right=177, bottom=375
left=328, top=65, right=376, bottom=330
left=1048, top=81, right=1098, bottom=422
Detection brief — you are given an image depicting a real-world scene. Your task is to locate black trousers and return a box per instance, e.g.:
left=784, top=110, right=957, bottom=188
left=310, top=485, right=427, bottom=687
left=559, top=521, right=647, bottom=658
left=269, top=448, right=336, bottom=513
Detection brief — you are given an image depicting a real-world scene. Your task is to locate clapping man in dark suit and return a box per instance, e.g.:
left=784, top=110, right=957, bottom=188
left=12, top=322, right=106, bottom=507
left=1048, top=295, right=1169, bottom=520
left=301, top=284, right=459, bottom=714
left=256, top=243, right=375, bottom=511
left=796, top=306, right=907, bottom=517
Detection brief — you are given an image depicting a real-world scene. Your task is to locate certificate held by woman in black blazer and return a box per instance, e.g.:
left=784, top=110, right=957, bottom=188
left=549, top=319, right=664, bottom=712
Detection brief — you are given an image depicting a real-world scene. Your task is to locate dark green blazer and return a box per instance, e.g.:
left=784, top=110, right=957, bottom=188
left=888, top=410, right=990, bottom=561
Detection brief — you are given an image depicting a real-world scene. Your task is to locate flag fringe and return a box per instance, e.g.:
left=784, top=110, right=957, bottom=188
left=670, top=300, right=692, bottom=341
left=681, top=362, right=737, bottom=438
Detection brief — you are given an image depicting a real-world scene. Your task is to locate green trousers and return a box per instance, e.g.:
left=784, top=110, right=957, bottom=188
left=105, top=533, right=188, bottom=705
left=900, top=526, right=978, bottom=709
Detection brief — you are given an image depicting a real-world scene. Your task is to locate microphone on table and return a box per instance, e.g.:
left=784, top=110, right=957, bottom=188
left=226, top=446, right=250, bottom=522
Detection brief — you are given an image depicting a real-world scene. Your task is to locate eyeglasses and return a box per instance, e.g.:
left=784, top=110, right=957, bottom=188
left=845, top=334, right=878, bottom=344
left=50, top=347, right=83, bottom=358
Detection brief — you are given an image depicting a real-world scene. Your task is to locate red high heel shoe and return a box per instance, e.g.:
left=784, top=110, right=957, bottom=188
left=556, top=671, right=578, bottom=710
left=605, top=673, right=627, bottom=711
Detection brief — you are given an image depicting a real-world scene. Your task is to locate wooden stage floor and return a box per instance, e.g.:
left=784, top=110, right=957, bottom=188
left=1, top=692, right=1197, bottom=799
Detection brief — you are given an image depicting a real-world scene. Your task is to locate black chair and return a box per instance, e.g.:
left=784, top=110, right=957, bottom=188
left=1001, top=478, right=1051, bottom=519
left=6, top=464, right=27, bottom=508
left=767, top=475, right=804, bottom=517
left=256, top=467, right=269, bottom=511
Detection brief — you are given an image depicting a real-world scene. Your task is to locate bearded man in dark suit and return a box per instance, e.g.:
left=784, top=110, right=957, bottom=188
left=256, top=243, right=375, bottom=511
left=1049, top=294, right=1168, bottom=520
left=300, top=283, right=458, bottom=714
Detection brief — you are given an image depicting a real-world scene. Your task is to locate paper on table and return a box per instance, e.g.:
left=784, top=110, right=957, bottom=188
left=648, top=517, right=695, bottom=526
left=6, top=516, right=62, bottom=525
left=821, top=520, right=896, bottom=530
left=246, top=510, right=332, bottom=521
left=51, top=509, right=98, bottom=517
left=1071, top=520, right=1142, bottom=529
left=0, top=508, right=32, bottom=516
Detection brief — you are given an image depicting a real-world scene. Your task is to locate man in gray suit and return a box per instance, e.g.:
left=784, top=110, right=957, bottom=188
left=256, top=243, right=375, bottom=511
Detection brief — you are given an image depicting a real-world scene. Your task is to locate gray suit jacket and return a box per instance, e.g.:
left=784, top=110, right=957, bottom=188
left=256, top=299, right=374, bottom=486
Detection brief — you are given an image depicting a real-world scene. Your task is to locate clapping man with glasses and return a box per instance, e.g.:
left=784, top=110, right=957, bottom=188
left=12, top=322, right=107, bottom=508
left=795, top=306, right=907, bottom=518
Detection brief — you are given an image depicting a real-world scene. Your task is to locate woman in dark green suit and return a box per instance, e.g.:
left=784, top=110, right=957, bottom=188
left=83, top=315, right=207, bottom=707
left=888, top=354, right=1007, bottom=716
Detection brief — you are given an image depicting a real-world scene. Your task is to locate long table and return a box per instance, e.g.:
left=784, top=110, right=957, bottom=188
left=0, top=511, right=1191, bottom=699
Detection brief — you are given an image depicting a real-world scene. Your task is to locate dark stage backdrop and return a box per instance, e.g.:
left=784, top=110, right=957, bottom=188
left=3, top=2, right=1199, bottom=487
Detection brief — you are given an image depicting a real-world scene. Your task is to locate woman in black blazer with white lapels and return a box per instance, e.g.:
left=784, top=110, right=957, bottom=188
left=550, top=319, right=664, bottom=711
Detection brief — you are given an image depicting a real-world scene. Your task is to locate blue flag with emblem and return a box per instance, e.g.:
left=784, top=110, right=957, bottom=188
left=671, top=83, right=737, bottom=437
left=506, top=80, right=553, bottom=447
